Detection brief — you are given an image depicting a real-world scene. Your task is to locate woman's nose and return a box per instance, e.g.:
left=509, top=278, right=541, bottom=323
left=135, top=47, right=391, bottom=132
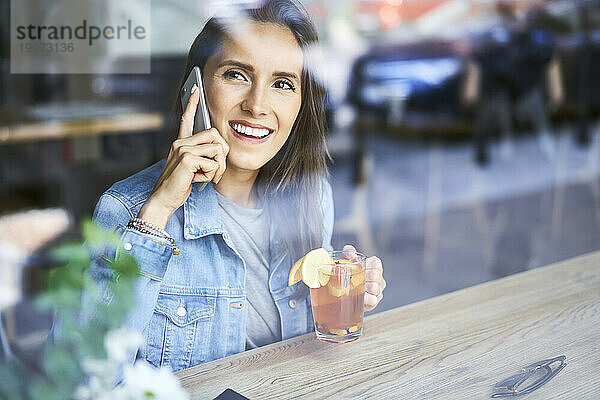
left=241, top=85, right=269, bottom=117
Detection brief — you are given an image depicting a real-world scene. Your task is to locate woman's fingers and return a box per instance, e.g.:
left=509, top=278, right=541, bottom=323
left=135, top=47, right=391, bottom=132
left=342, top=244, right=357, bottom=260
left=172, top=128, right=229, bottom=181
left=178, top=84, right=200, bottom=139
left=364, top=255, right=385, bottom=311
left=365, top=281, right=380, bottom=296
left=177, top=143, right=226, bottom=163
left=178, top=144, right=227, bottom=182
left=366, top=268, right=382, bottom=282
left=342, top=244, right=356, bottom=253
left=181, top=128, right=229, bottom=152
left=366, top=256, right=383, bottom=274
left=201, top=128, right=229, bottom=182
left=177, top=152, right=219, bottom=182
left=192, top=171, right=215, bottom=183
left=193, top=157, right=219, bottom=181
left=364, top=292, right=380, bottom=311
left=211, top=147, right=226, bottom=183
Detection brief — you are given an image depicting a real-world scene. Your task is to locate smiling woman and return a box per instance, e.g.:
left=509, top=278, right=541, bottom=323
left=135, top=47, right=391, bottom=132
left=65, top=0, right=386, bottom=373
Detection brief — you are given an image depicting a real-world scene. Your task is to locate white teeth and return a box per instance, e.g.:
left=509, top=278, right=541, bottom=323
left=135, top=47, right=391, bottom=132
left=231, top=123, right=271, bottom=138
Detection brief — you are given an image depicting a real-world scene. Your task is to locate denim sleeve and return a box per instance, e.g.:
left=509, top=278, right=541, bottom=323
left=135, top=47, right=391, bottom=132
left=83, top=193, right=174, bottom=363
left=321, top=178, right=334, bottom=252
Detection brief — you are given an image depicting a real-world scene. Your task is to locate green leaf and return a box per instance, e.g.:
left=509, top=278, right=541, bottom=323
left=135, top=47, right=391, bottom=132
left=50, top=242, right=90, bottom=265
left=82, top=219, right=121, bottom=249
left=28, top=381, right=66, bottom=400
left=43, top=344, right=84, bottom=388
left=112, top=252, right=140, bottom=279
left=0, top=361, right=28, bottom=400
left=2, top=219, right=146, bottom=399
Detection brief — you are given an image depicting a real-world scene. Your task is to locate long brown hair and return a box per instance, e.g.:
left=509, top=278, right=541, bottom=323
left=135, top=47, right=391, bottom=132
left=171, top=0, right=329, bottom=263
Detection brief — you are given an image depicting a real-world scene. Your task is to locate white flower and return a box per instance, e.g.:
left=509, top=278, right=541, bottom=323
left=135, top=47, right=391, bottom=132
left=114, top=361, right=189, bottom=400
left=105, top=327, right=144, bottom=364
left=75, top=328, right=189, bottom=400
left=81, top=358, right=113, bottom=379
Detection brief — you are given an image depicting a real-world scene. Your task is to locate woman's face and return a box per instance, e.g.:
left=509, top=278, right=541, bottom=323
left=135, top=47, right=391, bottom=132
left=203, top=22, right=303, bottom=174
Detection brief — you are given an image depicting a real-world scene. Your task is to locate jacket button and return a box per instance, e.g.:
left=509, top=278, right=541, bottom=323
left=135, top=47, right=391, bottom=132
left=288, top=299, right=297, bottom=309
left=124, top=242, right=132, bottom=251
left=177, top=306, right=187, bottom=317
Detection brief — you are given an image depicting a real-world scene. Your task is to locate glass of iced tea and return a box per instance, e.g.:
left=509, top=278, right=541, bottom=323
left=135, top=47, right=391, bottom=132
left=310, top=250, right=366, bottom=343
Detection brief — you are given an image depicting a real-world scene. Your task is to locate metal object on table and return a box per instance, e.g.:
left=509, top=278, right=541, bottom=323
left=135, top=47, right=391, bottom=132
left=491, top=355, right=567, bottom=397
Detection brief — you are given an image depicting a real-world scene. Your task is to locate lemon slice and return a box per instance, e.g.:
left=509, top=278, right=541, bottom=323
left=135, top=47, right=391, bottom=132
left=288, top=257, right=303, bottom=286
left=318, top=268, right=331, bottom=286
left=301, top=248, right=333, bottom=288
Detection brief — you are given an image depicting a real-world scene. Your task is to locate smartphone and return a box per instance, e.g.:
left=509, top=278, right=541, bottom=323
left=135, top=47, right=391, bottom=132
left=180, top=66, right=211, bottom=134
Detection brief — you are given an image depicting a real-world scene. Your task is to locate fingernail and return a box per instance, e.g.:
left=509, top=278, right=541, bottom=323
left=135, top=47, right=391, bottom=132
left=216, top=175, right=222, bottom=184
left=190, top=84, right=198, bottom=94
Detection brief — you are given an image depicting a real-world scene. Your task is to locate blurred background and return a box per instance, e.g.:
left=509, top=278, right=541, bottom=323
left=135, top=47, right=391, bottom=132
left=2, top=0, right=600, bottom=364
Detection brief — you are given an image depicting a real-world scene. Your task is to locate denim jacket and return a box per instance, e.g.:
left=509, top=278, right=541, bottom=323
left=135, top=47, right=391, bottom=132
left=90, top=159, right=334, bottom=372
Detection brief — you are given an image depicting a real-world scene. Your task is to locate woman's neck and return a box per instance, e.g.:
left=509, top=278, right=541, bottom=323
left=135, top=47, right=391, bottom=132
left=214, top=167, right=260, bottom=208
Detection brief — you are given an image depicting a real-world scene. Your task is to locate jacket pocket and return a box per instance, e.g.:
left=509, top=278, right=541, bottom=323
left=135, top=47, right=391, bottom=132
left=154, top=293, right=215, bottom=326
left=145, top=291, right=216, bottom=371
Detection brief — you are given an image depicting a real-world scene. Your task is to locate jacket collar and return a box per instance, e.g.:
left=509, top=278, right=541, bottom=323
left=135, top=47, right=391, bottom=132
left=183, top=182, right=225, bottom=239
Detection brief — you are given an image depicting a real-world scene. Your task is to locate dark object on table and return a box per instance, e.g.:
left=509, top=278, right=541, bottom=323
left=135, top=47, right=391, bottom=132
left=214, top=388, right=251, bottom=400
left=491, top=355, right=566, bottom=397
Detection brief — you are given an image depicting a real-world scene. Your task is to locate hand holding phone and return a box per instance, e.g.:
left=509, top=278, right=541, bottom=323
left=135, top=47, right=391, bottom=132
left=137, top=67, right=229, bottom=229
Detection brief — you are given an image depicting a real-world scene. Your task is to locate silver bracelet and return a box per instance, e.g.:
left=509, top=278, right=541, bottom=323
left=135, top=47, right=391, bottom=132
left=127, top=217, right=174, bottom=246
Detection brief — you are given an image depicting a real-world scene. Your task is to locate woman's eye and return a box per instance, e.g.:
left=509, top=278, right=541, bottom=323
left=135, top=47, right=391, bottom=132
left=224, top=70, right=246, bottom=81
left=274, top=79, right=295, bottom=91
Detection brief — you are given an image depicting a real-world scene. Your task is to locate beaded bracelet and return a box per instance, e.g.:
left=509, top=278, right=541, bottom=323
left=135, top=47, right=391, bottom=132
left=126, top=217, right=175, bottom=246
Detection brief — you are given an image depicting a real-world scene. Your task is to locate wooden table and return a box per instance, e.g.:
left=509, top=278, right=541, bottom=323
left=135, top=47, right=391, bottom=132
left=0, top=109, right=163, bottom=144
left=176, top=251, right=600, bottom=399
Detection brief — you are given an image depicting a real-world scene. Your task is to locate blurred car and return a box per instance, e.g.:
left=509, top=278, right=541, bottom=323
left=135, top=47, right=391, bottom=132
left=347, top=39, right=471, bottom=137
